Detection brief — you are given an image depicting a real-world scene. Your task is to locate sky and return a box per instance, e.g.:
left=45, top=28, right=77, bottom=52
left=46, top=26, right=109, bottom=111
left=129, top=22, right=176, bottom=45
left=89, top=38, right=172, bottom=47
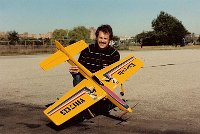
left=0, top=0, right=200, bottom=36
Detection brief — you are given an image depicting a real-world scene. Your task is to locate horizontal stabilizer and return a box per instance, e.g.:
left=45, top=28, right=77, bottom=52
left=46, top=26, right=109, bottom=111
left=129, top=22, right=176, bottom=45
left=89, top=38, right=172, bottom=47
left=40, top=40, right=88, bottom=71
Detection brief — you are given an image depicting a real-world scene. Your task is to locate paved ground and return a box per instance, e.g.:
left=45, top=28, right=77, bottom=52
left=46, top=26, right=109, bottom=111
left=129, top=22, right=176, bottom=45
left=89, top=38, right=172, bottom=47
left=0, top=49, right=200, bottom=134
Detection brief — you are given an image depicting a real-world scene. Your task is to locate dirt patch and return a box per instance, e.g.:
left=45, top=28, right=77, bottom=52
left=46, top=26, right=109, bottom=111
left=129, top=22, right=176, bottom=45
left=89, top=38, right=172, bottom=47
left=0, top=101, right=199, bottom=134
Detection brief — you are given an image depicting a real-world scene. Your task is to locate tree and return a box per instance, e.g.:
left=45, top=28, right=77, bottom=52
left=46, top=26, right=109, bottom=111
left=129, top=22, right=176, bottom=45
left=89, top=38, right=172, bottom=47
left=135, top=31, right=148, bottom=44
left=52, top=29, right=68, bottom=45
left=68, top=26, right=91, bottom=44
left=152, top=11, right=189, bottom=45
left=112, top=35, right=120, bottom=48
left=135, top=31, right=157, bottom=45
left=136, top=11, right=189, bottom=46
left=113, top=35, right=120, bottom=42
left=197, top=35, right=200, bottom=44
left=7, top=30, right=19, bottom=45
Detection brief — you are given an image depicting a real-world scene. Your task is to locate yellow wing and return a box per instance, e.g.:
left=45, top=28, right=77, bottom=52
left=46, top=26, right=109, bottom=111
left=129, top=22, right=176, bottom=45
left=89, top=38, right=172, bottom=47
left=95, top=54, right=144, bottom=91
left=40, top=40, right=88, bottom=71
left=44, top=79, right=107, bottom=126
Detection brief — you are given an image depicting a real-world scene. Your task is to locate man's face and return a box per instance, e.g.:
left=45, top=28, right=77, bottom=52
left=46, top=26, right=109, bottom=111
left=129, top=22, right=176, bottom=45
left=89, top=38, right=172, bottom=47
left=97, top=31, right=110, bottom=49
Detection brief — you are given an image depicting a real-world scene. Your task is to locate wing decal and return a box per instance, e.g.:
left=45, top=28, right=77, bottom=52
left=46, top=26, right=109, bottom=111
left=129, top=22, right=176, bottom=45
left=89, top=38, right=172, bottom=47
left=47, top=87, right=92, bottom=116
left=103, top=56, right=135, bottom=80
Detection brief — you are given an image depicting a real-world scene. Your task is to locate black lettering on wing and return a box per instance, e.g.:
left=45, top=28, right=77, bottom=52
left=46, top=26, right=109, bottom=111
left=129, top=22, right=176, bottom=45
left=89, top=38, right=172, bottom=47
left=117, top=63, right=136, bottom=75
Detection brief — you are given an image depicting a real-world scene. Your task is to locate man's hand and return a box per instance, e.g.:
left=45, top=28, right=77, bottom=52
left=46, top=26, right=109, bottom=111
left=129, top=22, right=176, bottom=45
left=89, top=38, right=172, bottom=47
left=69, top=66, right=79, bottom=74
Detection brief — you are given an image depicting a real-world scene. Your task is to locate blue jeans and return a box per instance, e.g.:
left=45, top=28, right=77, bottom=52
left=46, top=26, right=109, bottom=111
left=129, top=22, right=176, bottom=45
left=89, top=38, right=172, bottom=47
left=72, top=74, right=83, bottom=87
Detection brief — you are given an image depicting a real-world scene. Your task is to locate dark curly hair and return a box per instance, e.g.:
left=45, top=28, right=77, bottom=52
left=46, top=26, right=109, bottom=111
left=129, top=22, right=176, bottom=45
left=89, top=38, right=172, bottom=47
left=95, top=24, right=113, bottom=40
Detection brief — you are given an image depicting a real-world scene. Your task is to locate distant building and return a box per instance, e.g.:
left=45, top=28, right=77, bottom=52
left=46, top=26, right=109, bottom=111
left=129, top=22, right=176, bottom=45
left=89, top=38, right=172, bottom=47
left=19, top=32, right=52, bottom=39
left=119, top=36, right=131, bottom=41
left=38, top=32, right=53, bottom=39
left=19, top=32, right=38, bottom=39
left=89, top=27, right=96, bottom=40
left=0, top=32, right=7, bottom=38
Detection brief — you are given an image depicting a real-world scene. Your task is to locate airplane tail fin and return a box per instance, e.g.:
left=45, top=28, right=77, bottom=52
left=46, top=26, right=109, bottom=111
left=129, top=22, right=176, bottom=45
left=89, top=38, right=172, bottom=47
left=39, top=40, right=88, bottom=71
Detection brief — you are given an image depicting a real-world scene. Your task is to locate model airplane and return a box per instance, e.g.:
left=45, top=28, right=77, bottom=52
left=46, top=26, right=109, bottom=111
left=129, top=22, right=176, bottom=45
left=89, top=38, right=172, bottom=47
left=39, top=40, right=144, bottom=126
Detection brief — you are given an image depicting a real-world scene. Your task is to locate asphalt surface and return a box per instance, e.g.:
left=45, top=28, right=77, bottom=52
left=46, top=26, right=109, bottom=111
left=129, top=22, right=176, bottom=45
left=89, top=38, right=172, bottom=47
left=0, top=49, right=200, bottom=134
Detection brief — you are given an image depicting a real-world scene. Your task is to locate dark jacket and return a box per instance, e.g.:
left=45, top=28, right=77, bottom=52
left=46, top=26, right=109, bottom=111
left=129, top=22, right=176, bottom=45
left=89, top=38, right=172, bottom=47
left=72, top=43, right=120, bottom=86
